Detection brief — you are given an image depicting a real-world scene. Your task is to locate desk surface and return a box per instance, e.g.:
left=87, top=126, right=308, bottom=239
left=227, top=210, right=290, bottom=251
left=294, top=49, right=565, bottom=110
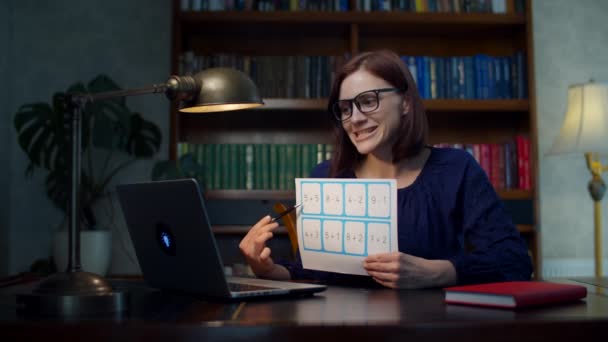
left=1, top=278, right=608, bottom=341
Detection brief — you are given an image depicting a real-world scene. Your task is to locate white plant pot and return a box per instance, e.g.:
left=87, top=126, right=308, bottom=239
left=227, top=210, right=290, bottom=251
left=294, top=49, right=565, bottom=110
left=53, top=230, right=112, bottom=276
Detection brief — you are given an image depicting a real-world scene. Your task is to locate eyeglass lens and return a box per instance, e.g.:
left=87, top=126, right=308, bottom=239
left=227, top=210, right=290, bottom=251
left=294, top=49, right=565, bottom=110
left=336, top=90, right=380, bottom=120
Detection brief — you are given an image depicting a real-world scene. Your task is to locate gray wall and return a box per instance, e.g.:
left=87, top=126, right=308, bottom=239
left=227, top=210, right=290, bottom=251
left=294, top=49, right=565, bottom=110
left=534, top=0, right=608, bottom=277
left=2, top=0, right=171, bottom=276
left=0, top=1, right=12, bottom=276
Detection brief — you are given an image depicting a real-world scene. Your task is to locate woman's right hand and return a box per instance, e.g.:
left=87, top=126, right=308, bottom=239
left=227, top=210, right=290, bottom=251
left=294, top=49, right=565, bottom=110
left=239, top=215, right=288, bottom=280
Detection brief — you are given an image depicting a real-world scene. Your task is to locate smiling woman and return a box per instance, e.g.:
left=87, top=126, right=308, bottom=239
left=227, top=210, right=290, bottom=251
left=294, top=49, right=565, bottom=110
left=239, top=50, right=533, bottom=289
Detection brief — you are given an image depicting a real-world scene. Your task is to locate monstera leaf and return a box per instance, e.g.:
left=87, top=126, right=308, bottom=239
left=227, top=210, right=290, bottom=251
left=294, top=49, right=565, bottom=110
left=14, top=74, right=162, bottom=229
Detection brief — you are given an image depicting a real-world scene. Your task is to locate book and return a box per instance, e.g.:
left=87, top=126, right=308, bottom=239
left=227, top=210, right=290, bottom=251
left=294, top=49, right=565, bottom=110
left=444, top=281, right=587, bottom=309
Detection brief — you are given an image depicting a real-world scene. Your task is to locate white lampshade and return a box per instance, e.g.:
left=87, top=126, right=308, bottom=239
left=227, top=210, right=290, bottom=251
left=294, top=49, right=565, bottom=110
left=548, top=81, right=608, bottom=155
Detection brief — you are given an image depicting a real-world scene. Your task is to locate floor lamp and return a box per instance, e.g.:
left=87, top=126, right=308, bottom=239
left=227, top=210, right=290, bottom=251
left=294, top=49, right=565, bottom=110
left=17, top=68, right=263, bottom=316
left=547, top=80, right=608, bottom=278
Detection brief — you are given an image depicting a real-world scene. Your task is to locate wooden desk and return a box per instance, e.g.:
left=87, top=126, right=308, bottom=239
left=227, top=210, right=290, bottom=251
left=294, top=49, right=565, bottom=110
left=1, top=278, right=608, bottom=341
left=568, top=276, right=608, bottom=289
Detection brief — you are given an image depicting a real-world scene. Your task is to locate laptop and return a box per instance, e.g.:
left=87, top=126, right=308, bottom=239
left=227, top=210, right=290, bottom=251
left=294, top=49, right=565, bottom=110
left=116, top=178, right=326, bottom=300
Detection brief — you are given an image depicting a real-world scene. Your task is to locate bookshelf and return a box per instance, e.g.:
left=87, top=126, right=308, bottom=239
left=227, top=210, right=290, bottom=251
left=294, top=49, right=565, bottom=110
left=169, top=0, right=539, bottom=277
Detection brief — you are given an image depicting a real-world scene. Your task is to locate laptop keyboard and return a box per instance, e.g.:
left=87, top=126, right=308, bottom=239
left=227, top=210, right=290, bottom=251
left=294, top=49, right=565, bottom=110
left=228, top=282, right=278, bottom=292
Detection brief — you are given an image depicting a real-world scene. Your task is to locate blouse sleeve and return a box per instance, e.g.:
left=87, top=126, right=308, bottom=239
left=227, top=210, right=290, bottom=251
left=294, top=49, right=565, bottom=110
left=448, top=156, right=533, bottom=284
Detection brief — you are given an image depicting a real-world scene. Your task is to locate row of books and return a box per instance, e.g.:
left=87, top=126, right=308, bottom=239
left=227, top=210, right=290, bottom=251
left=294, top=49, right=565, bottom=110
left=180, top=53, right=526, bottom=100
left=178, top=143, right=334, bottom=190
left=180, top=53, right=345, bottom=98
left=354, top=0, right=521, bottom=13
left=180, top=0, right=524, bottom=13
left=404, top=53, right=527, bottom=100
left=434, top=135, right=532, bottom=191
left=182, top=0, right=349, bottom=12
left=178, top=137, right=531, bottom=192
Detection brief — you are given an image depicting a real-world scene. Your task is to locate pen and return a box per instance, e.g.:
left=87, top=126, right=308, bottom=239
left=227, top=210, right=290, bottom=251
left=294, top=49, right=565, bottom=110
left=270, top=203, right=302, bottom=223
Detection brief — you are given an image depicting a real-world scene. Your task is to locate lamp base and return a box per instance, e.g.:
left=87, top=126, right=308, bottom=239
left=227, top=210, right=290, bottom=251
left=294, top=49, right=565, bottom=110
left=16, top=271, right=128, bottom=317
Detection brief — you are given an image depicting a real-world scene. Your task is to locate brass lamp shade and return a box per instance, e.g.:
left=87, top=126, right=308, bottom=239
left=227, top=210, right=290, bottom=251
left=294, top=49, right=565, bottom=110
left=179, top=67, right=264, bottom=113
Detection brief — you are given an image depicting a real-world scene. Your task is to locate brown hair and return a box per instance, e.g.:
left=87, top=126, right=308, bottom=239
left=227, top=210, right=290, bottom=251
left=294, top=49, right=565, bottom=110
left=327, top=50, right=428, bottom=177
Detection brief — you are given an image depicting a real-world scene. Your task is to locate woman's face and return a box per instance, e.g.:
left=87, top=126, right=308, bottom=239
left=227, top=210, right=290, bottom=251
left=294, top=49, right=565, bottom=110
left=339, top=68, right=407, bottom=157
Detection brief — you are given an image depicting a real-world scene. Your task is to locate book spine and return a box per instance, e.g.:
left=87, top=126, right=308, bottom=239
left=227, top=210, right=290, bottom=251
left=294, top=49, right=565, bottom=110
left=516, top=135, right=527, bottom=190
left=479, top=143, right=492, bottom=181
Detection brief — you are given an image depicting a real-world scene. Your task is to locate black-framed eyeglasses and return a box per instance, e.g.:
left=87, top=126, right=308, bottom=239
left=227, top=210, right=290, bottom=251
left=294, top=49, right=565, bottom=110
left=332, top=87, right=404, bottom=122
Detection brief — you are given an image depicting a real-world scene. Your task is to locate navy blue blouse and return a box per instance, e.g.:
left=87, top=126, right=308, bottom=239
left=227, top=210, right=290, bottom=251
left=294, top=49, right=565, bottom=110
left=279, top=147, right=533, bottom=286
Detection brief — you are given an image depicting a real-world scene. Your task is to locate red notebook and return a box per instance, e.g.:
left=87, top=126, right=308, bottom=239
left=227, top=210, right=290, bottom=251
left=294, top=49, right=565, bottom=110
left=444, top=281, right=587, bottom=309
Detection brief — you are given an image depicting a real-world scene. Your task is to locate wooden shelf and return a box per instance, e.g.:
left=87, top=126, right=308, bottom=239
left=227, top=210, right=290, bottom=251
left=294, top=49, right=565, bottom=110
left=497, top=189, right=533, bottom=200
left=258, top=98, right=529, bottom=112
left=179, top=11, right=525, bottom=26
left=206, top=189, right=532, bottom=201
left=516, top=224, right=534, bottom=234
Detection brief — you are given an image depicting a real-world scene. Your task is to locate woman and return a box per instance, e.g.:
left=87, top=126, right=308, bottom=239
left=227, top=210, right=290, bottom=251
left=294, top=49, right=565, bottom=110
left=239, top=50, right=533, bottom=289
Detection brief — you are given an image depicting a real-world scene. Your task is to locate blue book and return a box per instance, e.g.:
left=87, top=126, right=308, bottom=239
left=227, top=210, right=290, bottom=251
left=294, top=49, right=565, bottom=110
left=464, top=56, right=475, bottom=99
left=451, top=57, right=460, bottom=99
left=415, top=56, right=426, bottom=98
left=502, top=56, right=512, bottom=99
left=436, top=57, right=445, bottom=98
left=493, top=57, right=502, bottom=98
left=515, top=51, right=527, bottom=99
left=490, top=56, right=497, bottom=99
left=473, top=54, right=483, bottom=99
left=340, top=0, right=349, bottom=11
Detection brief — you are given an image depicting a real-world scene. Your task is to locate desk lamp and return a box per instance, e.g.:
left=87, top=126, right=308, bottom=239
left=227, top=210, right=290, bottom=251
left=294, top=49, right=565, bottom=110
left=17, top=68, right=263, bottom=316
left=547, top=80, right=608, bottom=278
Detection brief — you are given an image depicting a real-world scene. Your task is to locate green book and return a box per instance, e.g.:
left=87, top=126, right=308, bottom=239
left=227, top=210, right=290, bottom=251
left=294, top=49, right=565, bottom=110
left=213, top=144, right=223, bottom=190
left=285, top=144, right=296, bottom=190
left=203, top=144, right=214, bottom=190
left=245, top=144, right=254, bottom=190
left=269, top=144, right=279, bottom=190
left=228, top=144, right=238, bottom=189
left=261, top=144, right=271, bottom=190
left=254, top=144, right=263, bottom=189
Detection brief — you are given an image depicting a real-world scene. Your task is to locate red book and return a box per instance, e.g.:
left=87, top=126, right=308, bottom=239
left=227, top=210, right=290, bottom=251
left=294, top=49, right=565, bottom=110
left=522, top=135, right=531, bottom=190
left=479, top=143, right=491, bottom=180
left=515, top=135, right=530, bottom=190
left=444, top=281, right=587, bottom=309
left=515, top=135, right=525, bottom=190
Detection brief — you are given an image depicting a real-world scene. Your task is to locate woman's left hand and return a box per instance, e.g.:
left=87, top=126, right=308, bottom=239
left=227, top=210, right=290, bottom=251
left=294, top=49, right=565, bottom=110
left=363, top=252, right=457, bottom=289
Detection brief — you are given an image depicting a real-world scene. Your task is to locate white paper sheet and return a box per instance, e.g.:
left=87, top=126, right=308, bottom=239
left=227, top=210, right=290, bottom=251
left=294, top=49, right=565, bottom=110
left=294, top=178, right=398, bottom=276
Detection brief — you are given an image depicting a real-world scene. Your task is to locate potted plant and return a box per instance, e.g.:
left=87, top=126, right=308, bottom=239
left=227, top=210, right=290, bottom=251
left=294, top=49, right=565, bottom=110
left=14, top=74, right=162, bottom=275
left=151, top=152, right=205, bottom=189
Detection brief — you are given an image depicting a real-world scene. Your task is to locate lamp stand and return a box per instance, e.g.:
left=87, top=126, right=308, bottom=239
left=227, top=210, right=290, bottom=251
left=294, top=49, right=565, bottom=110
left=16, top=95, right=130, bottom=317
left=585, top=152, right=606, bottom=278
left=16, top=78, right=196, bottom=317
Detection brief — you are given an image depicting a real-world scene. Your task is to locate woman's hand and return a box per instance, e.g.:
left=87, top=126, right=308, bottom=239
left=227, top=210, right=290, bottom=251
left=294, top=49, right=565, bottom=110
left=239, top=215, right=290, bottom=280
left=363, top=252, right=457, bottom=289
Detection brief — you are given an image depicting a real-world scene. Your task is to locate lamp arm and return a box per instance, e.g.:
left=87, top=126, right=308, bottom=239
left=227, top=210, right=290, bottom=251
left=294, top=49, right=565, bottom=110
left=70, top=75, right=199, bottom=105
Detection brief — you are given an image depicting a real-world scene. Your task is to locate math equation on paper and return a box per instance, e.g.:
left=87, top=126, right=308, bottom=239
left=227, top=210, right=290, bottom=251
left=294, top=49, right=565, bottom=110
left=294, top=178, right=398, bottom=276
